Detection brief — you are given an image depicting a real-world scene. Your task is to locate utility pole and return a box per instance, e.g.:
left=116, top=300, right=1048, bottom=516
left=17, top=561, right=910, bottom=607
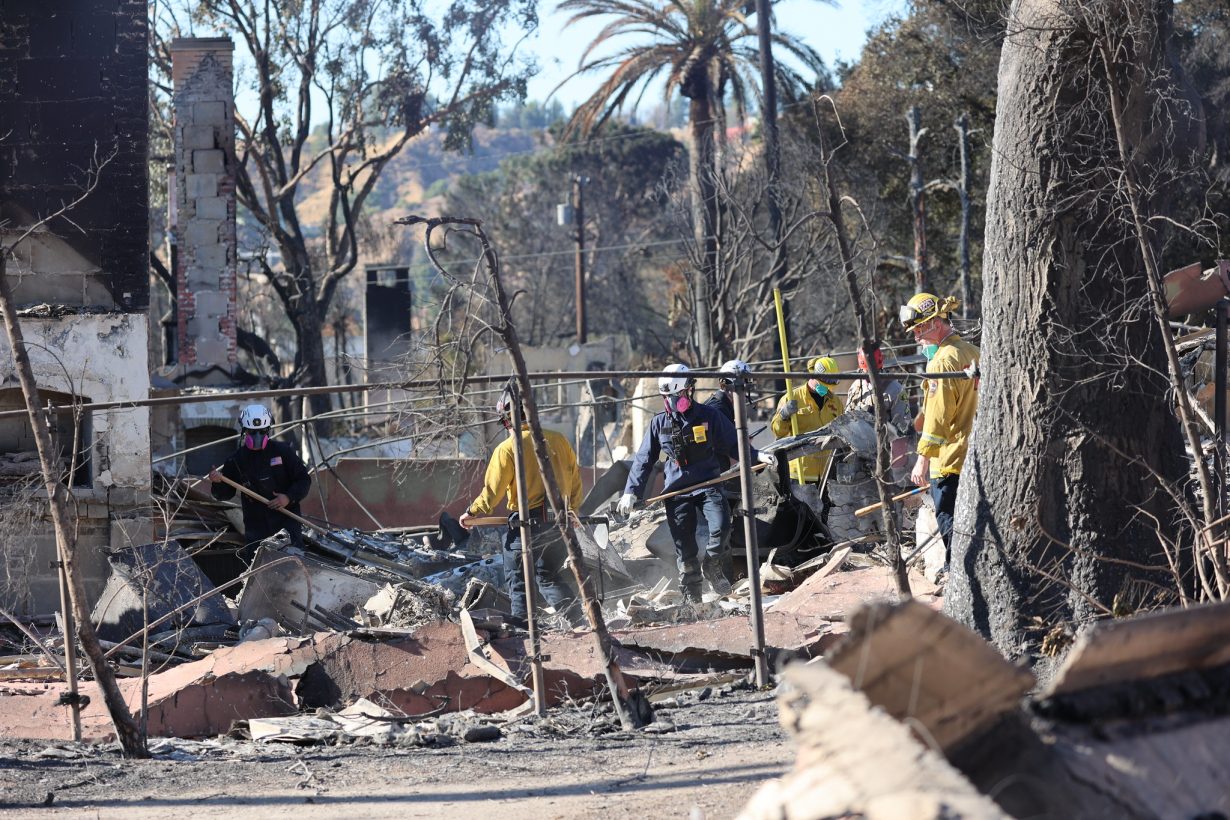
left=573, top=176, right=587, bottom=344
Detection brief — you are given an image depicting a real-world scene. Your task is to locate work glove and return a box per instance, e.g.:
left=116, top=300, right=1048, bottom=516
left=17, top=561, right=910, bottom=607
left=617, top=492, right=637, bottom=517
left=757, top=451, right=777, bottom=467
left=964, top=361, right=980, bottom=380
left=778, top=399, right=798, bottom=422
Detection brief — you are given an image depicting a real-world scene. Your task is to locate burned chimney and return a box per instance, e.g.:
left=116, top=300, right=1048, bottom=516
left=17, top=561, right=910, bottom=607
left=170, top=37, right=237, bottom=384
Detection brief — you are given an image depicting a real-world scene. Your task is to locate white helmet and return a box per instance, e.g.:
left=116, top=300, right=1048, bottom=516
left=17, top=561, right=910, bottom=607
left=239, top=404, right=273, bottom=430
left=657, top=363, right=693, bottom=396
left=718, top=359, right=749, bottom=382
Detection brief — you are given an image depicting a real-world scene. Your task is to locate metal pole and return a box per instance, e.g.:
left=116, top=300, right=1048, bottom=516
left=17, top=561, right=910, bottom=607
left=1216, top=299, right=1228, bottom=518
left=574, top=176, right=587, bottom=345
left=731, top=377, right=769, bottom=687
left=509, top=383, right=547, bottom=715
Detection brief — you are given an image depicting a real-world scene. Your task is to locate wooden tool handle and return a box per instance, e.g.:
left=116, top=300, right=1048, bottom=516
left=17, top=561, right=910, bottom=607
left=642, top=461, right=768, bottom=507
left=854, top=486, right=926, bottom=518
left=212, top=471, right=326, bottom=536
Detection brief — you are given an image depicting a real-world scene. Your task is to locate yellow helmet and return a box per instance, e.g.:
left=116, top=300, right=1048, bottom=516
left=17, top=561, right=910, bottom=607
left=899, top=292, right=959, bottom=329
left=807, top=355, right=839, bottom=385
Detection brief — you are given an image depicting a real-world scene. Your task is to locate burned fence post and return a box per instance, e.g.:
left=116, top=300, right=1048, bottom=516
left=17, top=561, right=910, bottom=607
left=509, top=381, right=548, bottom=716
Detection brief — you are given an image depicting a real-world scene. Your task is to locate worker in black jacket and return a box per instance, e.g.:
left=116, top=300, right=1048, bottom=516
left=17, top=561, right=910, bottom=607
left=208, top=404, right=312, bottom=559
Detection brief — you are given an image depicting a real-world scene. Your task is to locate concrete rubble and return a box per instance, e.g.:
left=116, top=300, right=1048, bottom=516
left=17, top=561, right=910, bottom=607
left=744, top=598, right=1230, bottom=818
left=5, top=451, right=1227, bottom=817
left=0, top=483, right=941, bottom=743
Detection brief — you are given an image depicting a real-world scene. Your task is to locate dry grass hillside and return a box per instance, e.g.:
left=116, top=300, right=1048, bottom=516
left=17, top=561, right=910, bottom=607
left=294, top=126, right=545, bottom=232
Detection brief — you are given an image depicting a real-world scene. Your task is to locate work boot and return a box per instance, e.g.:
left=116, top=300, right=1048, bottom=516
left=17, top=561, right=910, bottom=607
left=702, top=557, right=732, bottom=597
left=683, top=583, right=704, bottom=604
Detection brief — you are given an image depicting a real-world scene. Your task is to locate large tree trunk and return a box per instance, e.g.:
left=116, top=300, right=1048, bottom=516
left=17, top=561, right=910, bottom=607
left=944, top=0, right=1202, bottom=663
left=688, top=93, right=719, bottom=364
left=294, top=299, right=333, bottom=420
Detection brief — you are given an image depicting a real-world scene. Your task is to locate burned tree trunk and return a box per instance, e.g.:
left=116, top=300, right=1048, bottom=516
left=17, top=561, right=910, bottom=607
left=814, top=103, right=909, bottom=598
left=945, top=0, right=1204, bottom=661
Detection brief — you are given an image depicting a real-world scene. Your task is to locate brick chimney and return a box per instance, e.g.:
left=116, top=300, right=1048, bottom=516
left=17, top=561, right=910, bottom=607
left=170, top=37, right=237, bottom=382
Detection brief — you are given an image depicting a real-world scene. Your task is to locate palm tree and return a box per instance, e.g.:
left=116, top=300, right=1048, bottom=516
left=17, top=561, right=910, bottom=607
left=556, top=0, right=825, bottom=362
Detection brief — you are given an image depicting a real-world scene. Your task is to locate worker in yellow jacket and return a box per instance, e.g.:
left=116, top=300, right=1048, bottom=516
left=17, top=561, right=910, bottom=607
left=900, top=293, right=980, bottom=560
left=460, top=386, right=583, bottom=628
left=771, top=356, right=846, bottom=524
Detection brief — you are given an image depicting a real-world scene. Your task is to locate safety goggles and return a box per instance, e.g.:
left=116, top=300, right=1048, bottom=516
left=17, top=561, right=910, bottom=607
left=899, top=303, right=935, bottom=329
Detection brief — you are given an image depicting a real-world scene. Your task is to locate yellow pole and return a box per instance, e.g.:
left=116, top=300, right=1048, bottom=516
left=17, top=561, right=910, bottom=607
left=773, top=288, right=802, bottom=483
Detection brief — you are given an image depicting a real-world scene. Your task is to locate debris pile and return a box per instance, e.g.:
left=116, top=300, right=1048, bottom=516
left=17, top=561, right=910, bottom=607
left=742, top=599, right=1230, bottom=818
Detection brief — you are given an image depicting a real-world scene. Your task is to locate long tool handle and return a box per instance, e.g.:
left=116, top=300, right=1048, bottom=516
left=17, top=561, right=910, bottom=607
left=212, top=472, right=327, bottom=536
left=465, top=513, right=610, bottom=528
left=641, top=462, right=768, bottom=508
left=773, top=288, right=802, bottom=484
left=854, top=485, right=926, bottom=518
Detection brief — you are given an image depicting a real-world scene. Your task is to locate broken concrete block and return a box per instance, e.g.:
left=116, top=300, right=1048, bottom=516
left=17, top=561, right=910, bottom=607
left=1043, top=599, right=1230, bottom=698
left=294, top=621, right=527, bottom=716
left=614, top=611, right=837, bottom=671
left=0, top=664, right=297, bottom=742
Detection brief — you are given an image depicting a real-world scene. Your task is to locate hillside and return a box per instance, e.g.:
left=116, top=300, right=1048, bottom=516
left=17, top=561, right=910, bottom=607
left=294, top=126, right=548, bottom=232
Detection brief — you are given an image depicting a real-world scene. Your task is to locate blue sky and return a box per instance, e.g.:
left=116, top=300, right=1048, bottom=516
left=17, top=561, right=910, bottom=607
left=530, top=0, right=907, bottom=110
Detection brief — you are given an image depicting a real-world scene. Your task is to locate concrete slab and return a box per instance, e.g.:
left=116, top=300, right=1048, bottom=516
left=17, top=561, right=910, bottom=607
left=613, top=612, right=838, bottom=671
left=769, top=566, right=937, bottom=621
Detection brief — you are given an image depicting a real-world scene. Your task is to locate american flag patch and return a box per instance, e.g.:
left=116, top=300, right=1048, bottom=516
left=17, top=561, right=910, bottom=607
left=270, top=457, right=283, bottom=466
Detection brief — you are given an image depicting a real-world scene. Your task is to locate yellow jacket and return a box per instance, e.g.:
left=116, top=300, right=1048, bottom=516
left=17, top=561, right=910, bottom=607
left=770, top=385, right=845, bottom=482
left=467, top=425, right=583, bottom=515
left=918, top=333, right=980, bottom=478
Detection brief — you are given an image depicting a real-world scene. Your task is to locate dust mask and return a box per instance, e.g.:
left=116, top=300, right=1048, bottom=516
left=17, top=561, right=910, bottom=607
left=663, top=394, right=691, bottom=414
left=923, top=343, right=939, bottom=360
left=243, top=432, right=269, bottom=450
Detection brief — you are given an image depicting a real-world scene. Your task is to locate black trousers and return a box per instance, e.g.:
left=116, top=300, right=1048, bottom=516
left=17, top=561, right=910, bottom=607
left=930, top=473, right=960, bottom=561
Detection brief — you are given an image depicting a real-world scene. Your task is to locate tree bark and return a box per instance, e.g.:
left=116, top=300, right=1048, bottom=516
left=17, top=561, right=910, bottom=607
left=0, top=253, right=147, bottom=757
left=688, top=93, right=719, bottom=364
left=954, top=113, right=975, bottom=320
left=944, top=0, right=1201, bottom=663
left=906, top=105, right=930, bottom=293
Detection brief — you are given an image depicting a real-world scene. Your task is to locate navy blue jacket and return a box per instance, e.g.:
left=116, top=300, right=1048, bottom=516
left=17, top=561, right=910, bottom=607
left=625, top=401, right=748, bottom=499
left=704, top=388, right=735, bottom=423
left=211, top=440, right=312, bottom=545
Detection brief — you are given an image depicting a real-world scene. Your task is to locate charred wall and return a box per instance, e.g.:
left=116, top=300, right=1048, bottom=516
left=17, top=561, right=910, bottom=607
left=0, top=0, right=149, bottom=310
